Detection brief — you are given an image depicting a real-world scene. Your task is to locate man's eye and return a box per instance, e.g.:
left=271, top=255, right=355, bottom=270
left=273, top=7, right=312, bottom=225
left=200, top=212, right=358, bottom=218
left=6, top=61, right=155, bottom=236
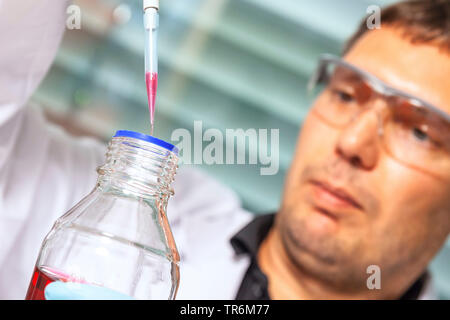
left=412, top=127, right=429, bottom=141
left=333, top=89, right=355, bottom=103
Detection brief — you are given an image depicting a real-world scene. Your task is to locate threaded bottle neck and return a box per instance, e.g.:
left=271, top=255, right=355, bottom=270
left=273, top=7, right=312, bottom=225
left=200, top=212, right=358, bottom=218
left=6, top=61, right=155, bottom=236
left=97, top=135, right=178, bottom=200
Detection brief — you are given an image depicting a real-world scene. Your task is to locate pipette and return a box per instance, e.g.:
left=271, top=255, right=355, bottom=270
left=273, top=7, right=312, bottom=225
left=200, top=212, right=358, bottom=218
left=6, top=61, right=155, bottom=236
left=143, top=0, right=159, bottom=135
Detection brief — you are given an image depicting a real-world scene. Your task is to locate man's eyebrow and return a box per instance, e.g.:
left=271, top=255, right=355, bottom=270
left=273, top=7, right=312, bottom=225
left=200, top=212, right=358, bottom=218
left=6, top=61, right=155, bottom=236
left=362, top=66, right=448, bottom=115
left=355, top=67, right=449, bottom=119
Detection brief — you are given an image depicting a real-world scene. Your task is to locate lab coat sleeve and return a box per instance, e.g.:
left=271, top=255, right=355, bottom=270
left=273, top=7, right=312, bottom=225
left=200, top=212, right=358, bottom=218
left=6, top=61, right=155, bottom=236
left=0, top=104, right=107, bottom=299
left=0, top=0, right=106, bottom=299
left=0, top=0, right=70, bottom=129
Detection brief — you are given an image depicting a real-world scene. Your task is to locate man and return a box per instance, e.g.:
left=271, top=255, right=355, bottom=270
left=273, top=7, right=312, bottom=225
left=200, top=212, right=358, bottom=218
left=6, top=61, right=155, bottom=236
left=237, top=0, right=450, bottom=299
left=1, top=0, right=448, bottom=300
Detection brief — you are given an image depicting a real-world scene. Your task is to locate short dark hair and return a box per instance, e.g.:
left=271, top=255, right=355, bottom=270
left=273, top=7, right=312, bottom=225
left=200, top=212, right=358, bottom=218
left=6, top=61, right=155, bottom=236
left=344, top=0, right=450, bottom=54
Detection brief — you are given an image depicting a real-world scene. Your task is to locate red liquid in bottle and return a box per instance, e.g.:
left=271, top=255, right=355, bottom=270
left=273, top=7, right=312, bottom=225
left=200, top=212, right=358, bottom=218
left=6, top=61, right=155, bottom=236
left=25, top=266, right=84, bottom=300
left=145, top=72, right=158, bottom=135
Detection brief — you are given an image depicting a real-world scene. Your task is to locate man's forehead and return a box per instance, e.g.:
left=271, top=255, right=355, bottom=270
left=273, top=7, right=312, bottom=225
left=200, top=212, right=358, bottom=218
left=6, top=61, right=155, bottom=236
left=343, top=27, right=450, bottom=115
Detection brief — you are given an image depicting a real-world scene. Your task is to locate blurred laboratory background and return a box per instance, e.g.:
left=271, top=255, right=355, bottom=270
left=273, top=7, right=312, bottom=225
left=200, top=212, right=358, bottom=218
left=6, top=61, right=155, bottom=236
left=30, top=0, right=449, bottom=298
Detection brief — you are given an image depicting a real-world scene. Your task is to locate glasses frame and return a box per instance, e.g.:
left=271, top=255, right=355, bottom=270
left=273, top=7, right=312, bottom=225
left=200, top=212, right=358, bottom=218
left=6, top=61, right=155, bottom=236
left=308, top=54, right=450, bottom=124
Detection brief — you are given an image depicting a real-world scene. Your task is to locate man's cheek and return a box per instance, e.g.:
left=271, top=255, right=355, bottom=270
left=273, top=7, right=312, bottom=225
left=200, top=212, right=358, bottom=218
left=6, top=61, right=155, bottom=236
left=375, top=158, right=446, bottom=240
left=294, top=114, right=338, bottom=167
left=381, top=156, right=447, bottom=212
left=283, top=116, right=337, bottom=206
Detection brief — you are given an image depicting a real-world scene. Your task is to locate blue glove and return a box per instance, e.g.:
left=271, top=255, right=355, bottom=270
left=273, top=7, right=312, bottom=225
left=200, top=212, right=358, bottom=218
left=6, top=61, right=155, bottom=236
left=45, top=281, right=135, bottom=300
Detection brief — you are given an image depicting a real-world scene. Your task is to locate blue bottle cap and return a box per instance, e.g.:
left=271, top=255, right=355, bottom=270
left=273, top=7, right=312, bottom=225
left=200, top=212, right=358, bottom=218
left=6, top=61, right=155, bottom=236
left=113, top=130, right=178, bottom=154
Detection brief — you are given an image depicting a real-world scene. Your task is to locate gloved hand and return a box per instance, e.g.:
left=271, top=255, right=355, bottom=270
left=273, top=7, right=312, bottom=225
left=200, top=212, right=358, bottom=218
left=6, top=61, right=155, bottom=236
left=44, top=282, right=135, bottom=300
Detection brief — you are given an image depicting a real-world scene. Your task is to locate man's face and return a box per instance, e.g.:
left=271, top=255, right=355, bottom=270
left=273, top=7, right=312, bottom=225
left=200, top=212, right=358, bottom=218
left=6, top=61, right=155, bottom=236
left=278, top=27, right=450, bottom=291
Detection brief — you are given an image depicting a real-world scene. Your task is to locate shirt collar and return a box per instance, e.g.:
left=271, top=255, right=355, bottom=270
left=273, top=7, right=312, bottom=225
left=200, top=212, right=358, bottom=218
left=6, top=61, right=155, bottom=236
left=230, top=213, right=274, bottom=257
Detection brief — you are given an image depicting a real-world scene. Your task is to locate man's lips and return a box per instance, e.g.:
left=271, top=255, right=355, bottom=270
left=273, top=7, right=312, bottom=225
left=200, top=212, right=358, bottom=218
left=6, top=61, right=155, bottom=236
left=309, top=180, right=363, bottom=211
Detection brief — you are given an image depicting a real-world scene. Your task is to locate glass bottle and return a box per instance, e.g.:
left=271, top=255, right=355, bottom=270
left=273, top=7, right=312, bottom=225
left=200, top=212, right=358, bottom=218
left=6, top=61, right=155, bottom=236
left=25, top=130, right=180, bottom=300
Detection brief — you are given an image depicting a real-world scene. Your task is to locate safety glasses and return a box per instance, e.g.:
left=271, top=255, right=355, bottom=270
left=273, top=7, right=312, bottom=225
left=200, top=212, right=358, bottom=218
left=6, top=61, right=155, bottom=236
left=307, top=54, right=450, bottom=181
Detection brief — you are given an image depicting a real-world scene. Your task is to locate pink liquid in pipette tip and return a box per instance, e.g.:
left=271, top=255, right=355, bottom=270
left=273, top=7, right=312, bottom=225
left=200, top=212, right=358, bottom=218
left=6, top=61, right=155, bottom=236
left=146, top=72, right=158, bottom=135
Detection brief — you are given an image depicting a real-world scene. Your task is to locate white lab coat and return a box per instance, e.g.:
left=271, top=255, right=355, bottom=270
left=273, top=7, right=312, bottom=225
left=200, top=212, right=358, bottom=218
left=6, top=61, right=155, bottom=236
left=0, top=0, right=435, bottom=300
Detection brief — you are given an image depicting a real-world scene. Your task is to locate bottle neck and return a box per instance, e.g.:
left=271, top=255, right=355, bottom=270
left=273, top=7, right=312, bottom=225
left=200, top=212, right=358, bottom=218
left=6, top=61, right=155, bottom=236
left=96, top=136, right=178, bottom=201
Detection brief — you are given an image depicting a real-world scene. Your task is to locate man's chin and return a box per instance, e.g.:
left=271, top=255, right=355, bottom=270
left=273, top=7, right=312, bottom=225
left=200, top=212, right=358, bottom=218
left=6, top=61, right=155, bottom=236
left=280, top=206, right=349, bottom=265
left=303, top=206, right=341, bottom=235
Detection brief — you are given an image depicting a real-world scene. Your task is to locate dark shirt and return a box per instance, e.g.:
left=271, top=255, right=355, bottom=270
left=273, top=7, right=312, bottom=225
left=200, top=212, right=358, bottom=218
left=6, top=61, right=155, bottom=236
left=230, top=213, right=427, bottom=300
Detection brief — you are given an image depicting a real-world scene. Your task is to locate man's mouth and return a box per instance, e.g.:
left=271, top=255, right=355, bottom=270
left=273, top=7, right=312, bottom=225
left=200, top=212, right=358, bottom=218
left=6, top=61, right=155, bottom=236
left=309, top=179, right=363, bottom=211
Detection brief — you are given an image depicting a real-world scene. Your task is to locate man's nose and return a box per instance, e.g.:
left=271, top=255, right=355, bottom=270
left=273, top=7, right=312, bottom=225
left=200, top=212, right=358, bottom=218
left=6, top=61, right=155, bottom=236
left=335, top=107, right=381, bottom=170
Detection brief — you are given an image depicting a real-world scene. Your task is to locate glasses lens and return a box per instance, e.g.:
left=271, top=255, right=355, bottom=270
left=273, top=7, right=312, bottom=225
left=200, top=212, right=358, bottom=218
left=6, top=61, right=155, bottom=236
left=311, top=62, right=373, bottom=127
left=383, top=97, right=450, bottom=179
